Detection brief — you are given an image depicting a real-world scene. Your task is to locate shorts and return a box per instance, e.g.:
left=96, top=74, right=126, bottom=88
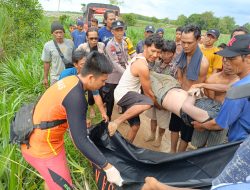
left=169, top=113, right=194, bottom=142
left=180, top=98, right=221, bottom=127
left=117, top=91, right=153, bottom=126
left=145, top=107, right=171, bottom=129
left=191, top=129, right=228, bottom=148
left=22, top=147, right=73, bottom=189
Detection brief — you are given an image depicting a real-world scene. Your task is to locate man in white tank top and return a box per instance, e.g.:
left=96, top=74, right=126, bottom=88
left=108, top=34, right=164, bottom=143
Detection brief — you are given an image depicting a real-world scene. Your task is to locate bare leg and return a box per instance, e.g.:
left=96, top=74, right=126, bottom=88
left=114, top=104, right=151, bottom=126
left=162, top=89, right=209, bottom=123
left=181, top=95, right=209, bottom=123
left=144, top=119, right=157, bottom=142
left=153, top=128, right=165, bottom=147
left=170, top=132, right=179, bottom=153
left=126, top=124, right=140, bottom=143
left=108, top=104, right=151, bottom=136
left=177, top=140, right=188, bottom=152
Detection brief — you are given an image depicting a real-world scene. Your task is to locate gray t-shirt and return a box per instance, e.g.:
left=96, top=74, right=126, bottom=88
left=41, top=39, right=74, bottom=82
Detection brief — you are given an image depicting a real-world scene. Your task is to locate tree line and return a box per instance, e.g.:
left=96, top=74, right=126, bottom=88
left=121, top=11, right=250, bottom=34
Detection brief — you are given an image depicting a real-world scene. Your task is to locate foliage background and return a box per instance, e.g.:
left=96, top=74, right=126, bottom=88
left=0, top=1, right=241, bottom=189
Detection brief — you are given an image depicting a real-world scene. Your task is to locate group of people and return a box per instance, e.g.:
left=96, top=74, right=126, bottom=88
left=21, top=8, right=250, bottom=190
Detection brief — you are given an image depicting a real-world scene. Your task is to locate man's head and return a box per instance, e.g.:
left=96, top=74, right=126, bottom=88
left=204, top=29, right=220, bottom=47
left=143, top=34, right=164, bottom=63
left=104, top=10, right=116, bottom=30
left=80, top=51, right=112, bottom=90
left=76, top=20, right=84, bottom=31
left=69, top=23, right=76, bottom=33
left=156, top=28, right=164, bottom=38
left=216, top=34, right=250, bottom=78
left=91, top=18, right=98, bottom=28
left=181, top=24, right=201, bottom=54
left=231, top=26, right=249, bottom=38
left=86, top=27, right=99, bottom=48
left=72, top=50, right=88, bottom=73
left=161, top=40, right=176, bottom=64
left=144, top=25, right=155, bottom=38
left=51, top=21, right=65, bottom=42
left=175, top=26, right=183, bottom=42
left=111, top=20, right=125, bottom=42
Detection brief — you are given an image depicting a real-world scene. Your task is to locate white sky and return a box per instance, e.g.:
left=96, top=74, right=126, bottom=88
left=39, top=0, right=250, bottom=25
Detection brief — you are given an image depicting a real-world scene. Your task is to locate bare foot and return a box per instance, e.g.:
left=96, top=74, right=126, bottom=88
left=144, top=133, right=156, bottom=142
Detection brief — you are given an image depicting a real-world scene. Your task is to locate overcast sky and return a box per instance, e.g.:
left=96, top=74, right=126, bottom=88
left=39, top=0, right=250, bottom=25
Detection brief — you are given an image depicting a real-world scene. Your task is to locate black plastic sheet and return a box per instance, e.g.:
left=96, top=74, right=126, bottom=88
left=89, top=122, right=241, bottom=190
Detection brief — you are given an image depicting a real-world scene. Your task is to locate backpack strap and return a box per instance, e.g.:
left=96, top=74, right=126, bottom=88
left=34, top=119, right=67, bottom=130
left=226, top=83, right=250, bottom=99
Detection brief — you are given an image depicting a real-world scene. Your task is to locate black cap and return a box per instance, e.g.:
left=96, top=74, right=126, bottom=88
left=111, top=20, right=125, bottom=29
left=207, top=29, right=220, bottom=39
left=215, top=34, right=250, bottom=58
left=145, top=25, right=155, bottom=33
left=51, top=21, right=65, bottom=34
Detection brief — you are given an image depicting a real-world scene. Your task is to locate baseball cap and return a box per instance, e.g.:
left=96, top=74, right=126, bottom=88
left=51, top=21, right=65, bottom=33
left=207, top=29, right=220, bottom=39
left=156, top=28, right=164, bottom=33
left=111, top=20, right=125, bottom=29
left=145, top=25, right=155, bottom=33
left=215, top=34, right=250, bottom=58
left=77, top=20, right=84, bottom=26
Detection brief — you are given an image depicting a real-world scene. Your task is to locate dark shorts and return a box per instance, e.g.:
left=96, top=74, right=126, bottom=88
left=117, top=91, right=153, bottom=126
left=169, top=113, right=194, bottom=142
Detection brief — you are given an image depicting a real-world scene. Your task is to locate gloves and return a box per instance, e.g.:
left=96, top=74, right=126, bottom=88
left=104, top=166, right=124, bottom=187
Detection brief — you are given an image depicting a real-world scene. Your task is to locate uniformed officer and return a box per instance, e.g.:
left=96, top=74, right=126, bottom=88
left=104, top=20, right=129, bottom=120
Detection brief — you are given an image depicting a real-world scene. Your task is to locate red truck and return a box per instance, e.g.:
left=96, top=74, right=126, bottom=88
left=82, top=3, right=120, bottom=28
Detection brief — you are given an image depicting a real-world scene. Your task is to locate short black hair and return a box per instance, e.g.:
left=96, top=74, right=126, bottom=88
left=80, top=51, right=112, bottom=77
left=218, top=43, right=227, bottom=49
left=182, top=24, right=201, bottom=40
left=162, top=40, right=176, bottom=53
left=144, top=34, right=164, bottom=49
left=91, top=18, right=98, bottom=24
left=231, top=26, right=249, bottom=38
left=72, top=50, right=88, bottom=64
left=104, top=10, right=115, bottom=20
left=86, top=27, right=98, bottom=37
left=176, top=26, right=183, bottom=32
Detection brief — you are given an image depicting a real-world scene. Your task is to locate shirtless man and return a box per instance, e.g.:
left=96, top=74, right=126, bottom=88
left=173, top=24, right=209, bottom=152
left=108, top=34, right=164, bottom=142
left=191, top=58, right=239, bottom=148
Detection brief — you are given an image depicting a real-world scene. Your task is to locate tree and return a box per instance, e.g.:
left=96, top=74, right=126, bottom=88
left=121, top=13, right=136, bottom=26
left=176, top=14, right=187, bottom=26
left=109, top=0, right=124, bottom=5
left=218, top=16, right=236, bottom=34
left=151, top=16, right=158, bottom=23
left=243, top=23, right=250, bottom=32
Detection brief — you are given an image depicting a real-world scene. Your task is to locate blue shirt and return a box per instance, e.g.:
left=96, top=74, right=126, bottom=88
left=136, top=40, right=144, bottom=54
left=71, top=30, right=86, bottom=48
left=215, top=74, right=250, bottom=142
left=59, top=68, right=99, bottom=95
left=98, top=27, right=113, bottom=46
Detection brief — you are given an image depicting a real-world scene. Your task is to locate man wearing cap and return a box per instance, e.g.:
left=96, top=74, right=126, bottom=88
left=104, top=20, right=129, bottom=120
left=201, top=29, right=223, bottom=77
left=136, top=25, right=155, bottom=54
left=156, top=28, right=164, bottom=38
left=193, top=34, right=250, bottom=142
left=41, top=21, right=74, bottom=87
left=71, top=20, right=86, bottom=48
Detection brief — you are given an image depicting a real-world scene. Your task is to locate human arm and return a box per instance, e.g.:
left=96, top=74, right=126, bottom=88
left=192, top=119, right=222, bottom=131
left=134, top=62, right=161, bottom=109
left=63, top=86, right=108, bottom=169
left=93, top=93, right=109, bottom=122
left=43, top=62, right=50, bottom=88
left=177, top=68, right=183, bottom=85
left=198, top=56, right=209, bottom=83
